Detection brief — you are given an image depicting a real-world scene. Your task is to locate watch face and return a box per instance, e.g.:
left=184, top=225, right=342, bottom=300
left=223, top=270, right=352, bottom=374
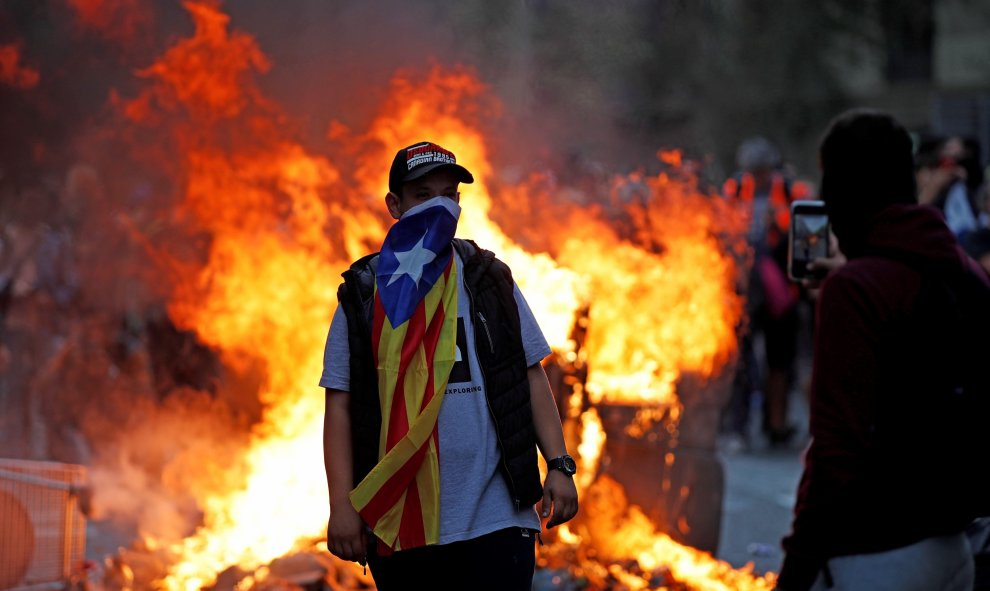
left=550, top=455, right=576, bottom=475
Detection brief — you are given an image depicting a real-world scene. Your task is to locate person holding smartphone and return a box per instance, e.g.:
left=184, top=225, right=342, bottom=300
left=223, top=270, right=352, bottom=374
left=775, top=109, right=990, bottom=591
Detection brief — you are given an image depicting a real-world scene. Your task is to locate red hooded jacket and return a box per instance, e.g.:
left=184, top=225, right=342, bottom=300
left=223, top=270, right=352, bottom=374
left=778, top=204, right=990, bottom=589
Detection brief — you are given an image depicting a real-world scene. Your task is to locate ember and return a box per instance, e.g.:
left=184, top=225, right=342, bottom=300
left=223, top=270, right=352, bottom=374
left=1, top=2, right=778, bottom=590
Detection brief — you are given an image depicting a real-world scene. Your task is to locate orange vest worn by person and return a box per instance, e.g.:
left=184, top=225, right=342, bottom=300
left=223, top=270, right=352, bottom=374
left=723, top=171, right=813, bottom=317
left=722, top=171, right=812, bottom=249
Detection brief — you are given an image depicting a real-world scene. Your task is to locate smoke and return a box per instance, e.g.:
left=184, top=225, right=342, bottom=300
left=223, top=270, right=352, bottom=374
left=85, top=388, right=253, bottom=543
left=226, top=1, right=462, bottom=139
left=220, top=0, right=667, bottom=183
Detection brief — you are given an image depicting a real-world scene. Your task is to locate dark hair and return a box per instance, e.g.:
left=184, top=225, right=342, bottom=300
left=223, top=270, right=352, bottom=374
left=818, top=109, right=917, bottom=250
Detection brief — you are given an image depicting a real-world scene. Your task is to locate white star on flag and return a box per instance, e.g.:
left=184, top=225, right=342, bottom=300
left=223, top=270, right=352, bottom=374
left=387, top=231, right=437, bottom=287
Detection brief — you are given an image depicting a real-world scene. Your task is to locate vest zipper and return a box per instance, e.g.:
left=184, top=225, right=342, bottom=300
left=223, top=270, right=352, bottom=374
left=465, top=275, right=519, bottom=509
left=477, top=311, right=495, bottom=355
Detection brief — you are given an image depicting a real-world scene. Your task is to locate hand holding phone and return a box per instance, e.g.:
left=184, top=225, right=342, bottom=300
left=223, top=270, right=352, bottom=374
left=788, top=200, right=830, bottom=282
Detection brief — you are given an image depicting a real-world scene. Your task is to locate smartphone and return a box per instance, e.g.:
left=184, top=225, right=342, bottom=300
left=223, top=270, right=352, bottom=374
left=788, top=200, right=830, bottom=281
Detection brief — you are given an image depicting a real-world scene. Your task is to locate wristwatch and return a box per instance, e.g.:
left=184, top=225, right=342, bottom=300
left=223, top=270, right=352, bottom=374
left=547, top=454, right=577, bottom=477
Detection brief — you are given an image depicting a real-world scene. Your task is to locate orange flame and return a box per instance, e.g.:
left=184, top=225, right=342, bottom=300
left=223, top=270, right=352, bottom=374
left=120, top=4, right=348, bottom=587
left=559, top=170, right=744, bottom=406
left=551, top=477, right=777, bottom=590
left=114, top=3, right=766, bottom=589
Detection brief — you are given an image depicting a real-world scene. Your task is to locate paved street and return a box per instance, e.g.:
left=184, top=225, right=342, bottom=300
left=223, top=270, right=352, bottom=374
left=715, top=391, right=810, bottom=577
left=716, top=440, right=805, bottom=576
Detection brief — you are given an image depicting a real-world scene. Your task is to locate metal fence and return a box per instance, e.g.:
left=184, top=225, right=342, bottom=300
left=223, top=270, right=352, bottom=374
left=0, top=459, right=87, bottom=591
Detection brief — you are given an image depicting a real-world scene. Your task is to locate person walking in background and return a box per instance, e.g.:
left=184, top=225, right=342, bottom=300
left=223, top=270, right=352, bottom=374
left=916, top=134, right=984, bottom=240
left=776, top=108, right=990, bottom=591
left=320, top=141, right=578, bottom=590
left=720, top=136, right=813, bottom=451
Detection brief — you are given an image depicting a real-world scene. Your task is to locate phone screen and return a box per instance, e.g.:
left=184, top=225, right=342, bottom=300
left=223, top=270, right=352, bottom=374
left=788, top=201, right=829, bottom=281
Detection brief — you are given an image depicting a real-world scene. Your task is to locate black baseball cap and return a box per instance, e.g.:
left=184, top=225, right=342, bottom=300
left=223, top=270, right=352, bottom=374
left=388, top=141, right=474, bottom=195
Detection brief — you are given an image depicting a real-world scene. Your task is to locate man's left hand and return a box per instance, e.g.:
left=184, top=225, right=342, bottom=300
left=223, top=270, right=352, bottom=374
left=541, top=470, right=578, bottom=528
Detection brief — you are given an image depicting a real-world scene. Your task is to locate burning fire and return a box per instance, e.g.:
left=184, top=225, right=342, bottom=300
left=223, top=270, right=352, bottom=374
left=71, top=2, right=771, bottom=589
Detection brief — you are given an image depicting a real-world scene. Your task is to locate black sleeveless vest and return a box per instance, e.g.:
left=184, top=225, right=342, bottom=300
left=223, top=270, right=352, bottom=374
left=336, top=238, right=543, bottom=508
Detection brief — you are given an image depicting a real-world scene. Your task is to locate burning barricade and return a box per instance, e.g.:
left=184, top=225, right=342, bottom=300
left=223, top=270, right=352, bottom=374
left=1, top=3, right=777, bottom=590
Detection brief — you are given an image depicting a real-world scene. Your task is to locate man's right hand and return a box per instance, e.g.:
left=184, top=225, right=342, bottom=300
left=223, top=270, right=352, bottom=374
left=327, top=501, right=368, bottom=563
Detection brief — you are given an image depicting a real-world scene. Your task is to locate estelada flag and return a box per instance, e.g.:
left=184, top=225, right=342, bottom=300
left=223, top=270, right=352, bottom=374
left=349, top=196, right=460, bottom=552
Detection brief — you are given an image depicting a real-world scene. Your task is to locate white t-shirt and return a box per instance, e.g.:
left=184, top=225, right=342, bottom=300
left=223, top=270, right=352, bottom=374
left=320, top=252, right=550, bottom=543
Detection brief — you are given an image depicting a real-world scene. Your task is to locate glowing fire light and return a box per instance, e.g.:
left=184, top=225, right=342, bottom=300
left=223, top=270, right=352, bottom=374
left=108, top=2, right=769, bottom=589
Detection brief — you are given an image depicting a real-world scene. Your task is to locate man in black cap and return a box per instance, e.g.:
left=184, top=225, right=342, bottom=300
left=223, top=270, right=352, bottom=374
left=320, top=141, right=578, bottom=590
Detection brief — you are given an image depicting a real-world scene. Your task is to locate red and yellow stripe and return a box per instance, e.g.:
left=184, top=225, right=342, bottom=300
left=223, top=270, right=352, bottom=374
left=349, top=257, right=458, bottom=551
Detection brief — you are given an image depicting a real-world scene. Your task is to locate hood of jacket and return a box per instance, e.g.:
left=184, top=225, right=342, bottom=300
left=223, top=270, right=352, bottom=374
left=853, top=204, right=970, bottom=272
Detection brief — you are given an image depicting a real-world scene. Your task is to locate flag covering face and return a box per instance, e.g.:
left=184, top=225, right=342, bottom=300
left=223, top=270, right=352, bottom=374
left=349, top=196, right=460, bottom=552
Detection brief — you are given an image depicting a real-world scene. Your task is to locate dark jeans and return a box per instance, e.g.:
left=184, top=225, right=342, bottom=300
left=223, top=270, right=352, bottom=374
left=723, top=300, right=800, bottom=437
left=367, top=526, right=537, bottom=591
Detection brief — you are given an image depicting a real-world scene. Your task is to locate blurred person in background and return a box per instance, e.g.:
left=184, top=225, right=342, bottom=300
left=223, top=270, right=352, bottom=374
left=776, top=108, right=989, bottom=591
left=916, top=134, right=984, bottom=240
left=720, top=136, right=813, bottom=451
